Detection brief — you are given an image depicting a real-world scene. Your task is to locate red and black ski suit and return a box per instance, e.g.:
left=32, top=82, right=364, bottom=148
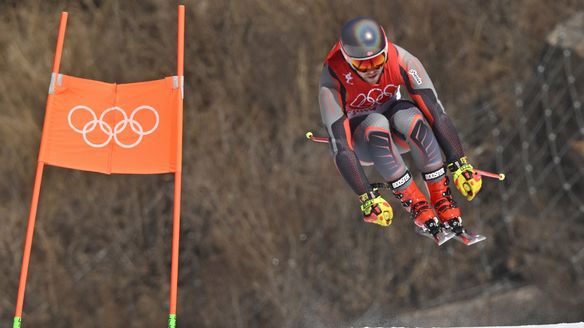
left=319, top=41, right=466, bottom=195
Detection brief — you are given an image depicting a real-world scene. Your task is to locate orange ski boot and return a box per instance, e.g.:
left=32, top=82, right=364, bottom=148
left=390, top=171, right=454, bottom=245
left=426, top=172, right=462, bottom=232
left=424, top=168, right=486, bottom=245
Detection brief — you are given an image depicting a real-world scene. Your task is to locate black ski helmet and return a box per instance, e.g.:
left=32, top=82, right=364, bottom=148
left=340, top=17, right=387, bottom=59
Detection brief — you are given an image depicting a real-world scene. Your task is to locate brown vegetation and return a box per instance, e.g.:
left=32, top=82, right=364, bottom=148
left=0, top=1, right=583, bottom=327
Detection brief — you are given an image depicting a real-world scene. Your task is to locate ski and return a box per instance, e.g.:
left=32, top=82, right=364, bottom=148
left=452, top=229, right=486, bottom=245
left=415, top=219, right=456, bottom=246
left=443, top=218, right=486, bottom=246
left=416, top=227, right=456, bottom=246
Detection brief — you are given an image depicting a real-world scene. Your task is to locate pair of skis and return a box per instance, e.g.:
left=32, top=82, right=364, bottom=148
left=305, top=131, right=500, bottom=247
left=416, top=218, right=486, bottom=246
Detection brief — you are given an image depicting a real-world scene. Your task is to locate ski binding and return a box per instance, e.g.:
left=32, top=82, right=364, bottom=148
left=443, top=218, right=486, bottom=246
left=415, top=219, right=456, bottom=246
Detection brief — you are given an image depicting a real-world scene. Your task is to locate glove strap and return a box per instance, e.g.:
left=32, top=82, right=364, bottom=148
left=359, top=189, right=380, bottom=203
left=448, top=156, right=468, bottom=173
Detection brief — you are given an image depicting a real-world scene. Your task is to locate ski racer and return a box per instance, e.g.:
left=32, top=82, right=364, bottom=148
left=318, top=17, right=483, bottom=237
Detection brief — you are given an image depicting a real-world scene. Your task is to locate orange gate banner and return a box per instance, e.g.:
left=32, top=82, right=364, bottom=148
left=13, top=7, right=186, bottom=328
left=38, top=74, right=182, bottom=174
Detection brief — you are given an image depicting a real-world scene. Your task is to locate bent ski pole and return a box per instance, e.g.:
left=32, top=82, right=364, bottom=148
left=306, top=131, right=506, bottom=181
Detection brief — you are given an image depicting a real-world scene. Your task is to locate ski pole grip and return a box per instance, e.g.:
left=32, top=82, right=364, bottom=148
left=305, top=131, right=329, bottom=143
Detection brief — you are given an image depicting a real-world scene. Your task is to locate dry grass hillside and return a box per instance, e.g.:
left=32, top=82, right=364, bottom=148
left=0, top=1, right=583, bottom=327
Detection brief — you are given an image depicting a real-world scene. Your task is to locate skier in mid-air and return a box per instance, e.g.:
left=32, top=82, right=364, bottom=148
left=318, top=17, right=483, bottom=244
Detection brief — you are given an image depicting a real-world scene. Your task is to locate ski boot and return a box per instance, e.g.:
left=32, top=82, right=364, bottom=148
left=391, top=172, right=454, bottom=245
left=425, top=171, right=486, bottom=245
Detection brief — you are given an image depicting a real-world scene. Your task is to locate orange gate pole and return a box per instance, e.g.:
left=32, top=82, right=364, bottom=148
left=168, top=5, right=184, bottom=328
left=13, top=11, right=68, bottom=328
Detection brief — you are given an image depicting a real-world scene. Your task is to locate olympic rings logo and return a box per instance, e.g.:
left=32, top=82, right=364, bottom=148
left=67, top=105, right=159, bottom=148
left=349, top=83, right=399, bottom=110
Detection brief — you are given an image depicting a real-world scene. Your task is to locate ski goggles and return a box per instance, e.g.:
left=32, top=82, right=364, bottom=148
left=348, top=51, right=387, bottom=72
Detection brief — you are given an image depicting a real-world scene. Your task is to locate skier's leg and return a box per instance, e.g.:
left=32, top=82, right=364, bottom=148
left=352, top=113, right=438, bottom=228
left=352, top=113, right=407, bottom=182
left=386, top=102, right=461, bottom=223
left=387, top=102, right=444, bottom=175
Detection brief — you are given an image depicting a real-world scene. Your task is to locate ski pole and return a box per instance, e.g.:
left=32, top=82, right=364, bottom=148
left=474, top=169, right=505, bottom=181
left=305, top=131, right=329, bottom=143
left=306, top=131, right=506, bottom=182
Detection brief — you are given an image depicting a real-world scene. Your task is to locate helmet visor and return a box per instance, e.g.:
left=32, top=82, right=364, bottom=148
left=349, top=51, right=386, bottom=72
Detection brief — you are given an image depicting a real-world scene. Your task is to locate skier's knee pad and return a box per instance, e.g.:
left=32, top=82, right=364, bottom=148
left=360, top=113, right=391, bottom=142
left=392, top=107, right=443, bottom=172
left=390, top=107, right=428, bottom=138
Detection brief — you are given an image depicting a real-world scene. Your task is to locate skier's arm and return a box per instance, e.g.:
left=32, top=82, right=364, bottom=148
left=395, top=45, right=482, bottom=200
left=395, top=45, right=465, bottom=165
left=319, top=64, right=372, bottom=195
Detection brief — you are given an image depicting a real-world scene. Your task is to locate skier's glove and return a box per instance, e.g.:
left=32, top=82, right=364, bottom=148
left=359, top=189, right=393, bottom=226
left=448, top=156, right=482, bottom=201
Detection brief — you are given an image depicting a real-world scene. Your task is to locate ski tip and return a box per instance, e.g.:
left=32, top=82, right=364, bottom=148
left=467, top=234, right=487, bottom=246
left=416, top=226, right=456, bottom=246
left=454, top=233, right=487, bottom=246
left=435, top=231, right=456, bottom=246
